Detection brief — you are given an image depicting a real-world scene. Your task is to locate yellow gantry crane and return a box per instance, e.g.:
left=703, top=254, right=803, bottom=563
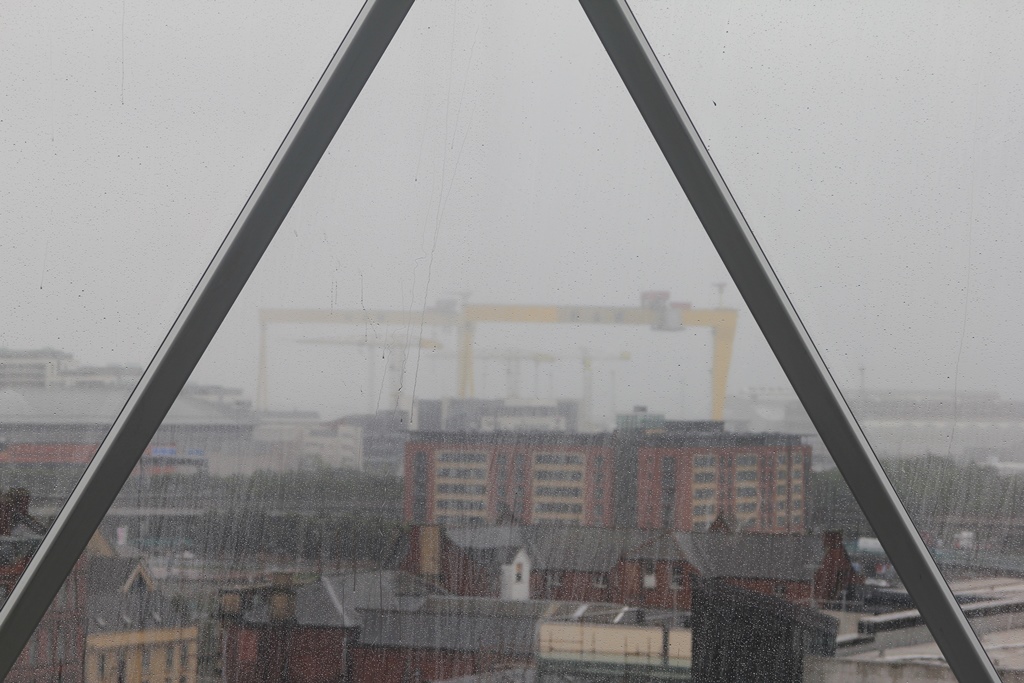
left=257, top=292, right=737, bottom=420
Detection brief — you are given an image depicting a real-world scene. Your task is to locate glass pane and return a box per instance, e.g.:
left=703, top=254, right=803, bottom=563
left=5, top=1, right=972, bottom=682
left=634, top=0, right=1021, bottom=676
left=0, top=0, right=365, bottom=593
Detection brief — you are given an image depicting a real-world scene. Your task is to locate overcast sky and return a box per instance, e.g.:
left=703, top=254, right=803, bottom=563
left=3, top=0, right=1023, bottom=427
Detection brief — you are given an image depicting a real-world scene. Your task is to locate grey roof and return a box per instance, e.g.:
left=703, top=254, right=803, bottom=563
left=359, top=597, right=614, bottom=653
left=524, top=527, right=652, bottom=573
left=0, top=386, right=256, bottom=427
left=358, top=608, right=535, bottom=654
left=245, top=570, right=445, bottom=628
left=446, top=526, right=525, bottom=550
left=88, top=588, right=193, bottom=633
left=85, top=557, right=148, bottom=595
left=674, top=532, right=826, bottom=581
left=240, top=569, right=624, bottom=656
left=445, top=526, right=658, bottom=573
left=442, top=526, right=832, bottom=580
left=445, top=526, right=526, bottom=566
left=624, top=533, right=687, bottom=561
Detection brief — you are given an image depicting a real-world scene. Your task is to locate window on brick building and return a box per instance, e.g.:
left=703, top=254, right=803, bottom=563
left=643, top=562, right=657, bottom=589
left=694, top=454, right=716, bottom=468
left=671, top=565, right=685, bottom=589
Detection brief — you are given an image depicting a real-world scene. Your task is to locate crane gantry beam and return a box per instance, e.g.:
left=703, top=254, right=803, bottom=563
left=257, top=294, right=737, bottom=419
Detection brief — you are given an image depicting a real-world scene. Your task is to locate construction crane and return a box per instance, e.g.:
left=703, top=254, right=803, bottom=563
left=298, top=336, right=442, bottom=412
left=257, top=292, right=737, bottom=420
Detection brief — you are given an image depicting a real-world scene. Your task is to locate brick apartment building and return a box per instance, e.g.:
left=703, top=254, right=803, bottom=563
left=401, top=525, right=858, bottom=612
left=404, top=432, right=615, bottom=527
left=403, top=422, right=811, bottom=534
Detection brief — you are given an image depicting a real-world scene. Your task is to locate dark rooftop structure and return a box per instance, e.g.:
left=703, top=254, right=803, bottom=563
left=691, top=579, right=837, bottom=683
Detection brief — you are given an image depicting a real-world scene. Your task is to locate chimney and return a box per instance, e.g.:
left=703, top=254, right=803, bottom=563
left=220, top=591, right=243, bottom=619
left=419, top=525, right=441, bottom=578
left=269, top=572, right=296, bottom=622
left=823, top=530, right=844, bottom=553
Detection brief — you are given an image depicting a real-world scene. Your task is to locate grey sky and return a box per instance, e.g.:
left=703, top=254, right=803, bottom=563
left=2, top=0, right=1021, bottom=424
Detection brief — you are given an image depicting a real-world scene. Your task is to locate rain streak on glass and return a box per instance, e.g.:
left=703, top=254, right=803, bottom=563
left=1, top=1, right=1007, bottom=682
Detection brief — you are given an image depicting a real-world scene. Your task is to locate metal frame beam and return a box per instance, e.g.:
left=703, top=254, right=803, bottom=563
left=0, top=0, right=414, bottom=673
left=578, top=1, right=999, bottom=681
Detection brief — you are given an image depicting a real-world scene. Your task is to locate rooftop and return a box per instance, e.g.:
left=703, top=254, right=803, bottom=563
left=0, top=385, right=257, bottom=427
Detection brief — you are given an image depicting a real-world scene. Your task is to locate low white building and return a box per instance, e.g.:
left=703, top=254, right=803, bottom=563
left=253, top=411, right=364, bottom=471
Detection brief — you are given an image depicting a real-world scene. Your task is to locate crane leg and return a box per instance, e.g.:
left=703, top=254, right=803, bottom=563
left=709, top=313, right=737, bottom=421
left=457, top=321, right=476, bottom=397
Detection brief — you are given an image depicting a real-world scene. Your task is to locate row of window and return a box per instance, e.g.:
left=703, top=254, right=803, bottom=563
left=536, top=453, right=584, bottom=465
left=535, top=486, right=581, bottom=498
left=436, top=483, right=487, bottom=494
left=437, top=467, right=486, bottom=479
left=436, top=499, right=486, bottom=511
left=437, top=451, right=488, bottom=463
left=97, top=644, right=190, bottom=678
left=535, top=469, right=582, bottom=481
left=535, top=502, right=583, bottom=514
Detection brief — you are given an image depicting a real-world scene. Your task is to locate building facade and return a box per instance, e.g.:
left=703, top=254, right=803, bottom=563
left=404, top=433, right=614, bottom=527
left=404, top=422, right=810, bottom=533
left=629, top=426, right=811, bottom=534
